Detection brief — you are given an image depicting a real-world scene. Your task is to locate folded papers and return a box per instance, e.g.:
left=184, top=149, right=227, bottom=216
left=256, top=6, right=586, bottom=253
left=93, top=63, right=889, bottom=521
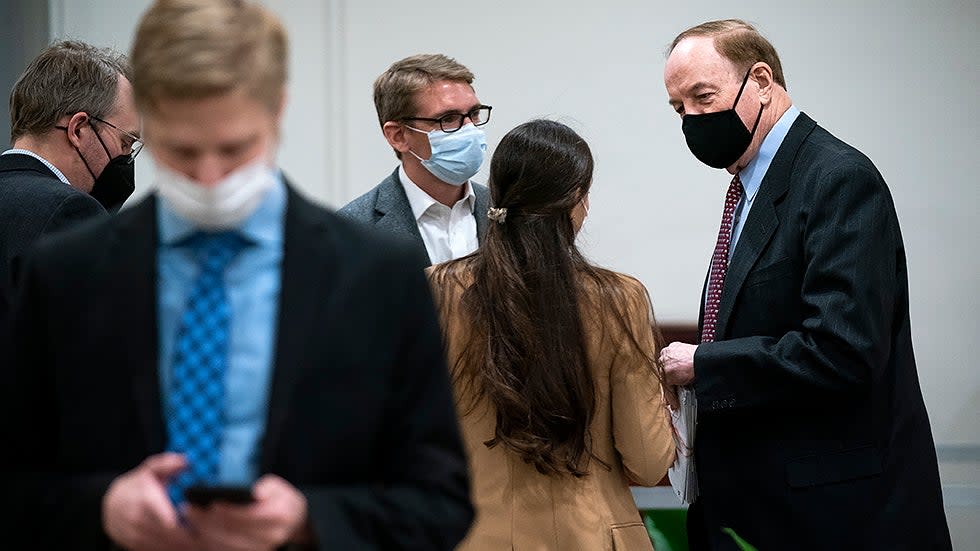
left=667, top=385, right=698, bottom=504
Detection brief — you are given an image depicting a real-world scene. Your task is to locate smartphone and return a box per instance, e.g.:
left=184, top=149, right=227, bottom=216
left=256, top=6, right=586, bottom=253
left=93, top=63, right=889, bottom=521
left=184, top=485, right=255, bottom=506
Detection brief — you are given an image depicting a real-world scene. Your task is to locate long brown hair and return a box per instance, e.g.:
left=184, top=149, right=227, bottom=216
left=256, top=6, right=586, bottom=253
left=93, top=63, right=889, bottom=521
left=430, top=119, right=664, bottom=477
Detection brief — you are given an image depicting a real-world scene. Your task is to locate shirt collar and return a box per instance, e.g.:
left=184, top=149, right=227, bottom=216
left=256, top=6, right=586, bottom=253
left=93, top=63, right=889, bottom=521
left=157, top=170, right=287, bottom=248
left=2, top=148, right=72, bottom=186
left=738, top=105, right=801, bottom=203
left=398, top=164, right=476, bottom=221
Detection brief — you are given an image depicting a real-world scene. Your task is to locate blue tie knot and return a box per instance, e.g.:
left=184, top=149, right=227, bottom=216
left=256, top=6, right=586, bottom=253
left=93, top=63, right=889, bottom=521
left=183, top=231, right=250, bottom=273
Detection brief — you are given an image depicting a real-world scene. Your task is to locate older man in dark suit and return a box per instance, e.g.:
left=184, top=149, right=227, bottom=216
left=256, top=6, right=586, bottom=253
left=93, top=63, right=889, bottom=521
left=659, top=19, right=950, bottom=550
left=339, top=54, right=491, bottom=267
left=0, top=41, right=138, bottom=293
left=1, top=2, right=471, bottom=550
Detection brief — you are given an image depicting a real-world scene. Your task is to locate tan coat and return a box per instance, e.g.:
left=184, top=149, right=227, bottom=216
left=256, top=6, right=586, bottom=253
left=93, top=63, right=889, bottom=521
left=431, top=269, right=675, bottom=551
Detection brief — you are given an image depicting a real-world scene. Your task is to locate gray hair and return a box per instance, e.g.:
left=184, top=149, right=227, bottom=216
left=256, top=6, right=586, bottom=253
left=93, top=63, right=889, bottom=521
left=9, top=40, right=131, bottom=142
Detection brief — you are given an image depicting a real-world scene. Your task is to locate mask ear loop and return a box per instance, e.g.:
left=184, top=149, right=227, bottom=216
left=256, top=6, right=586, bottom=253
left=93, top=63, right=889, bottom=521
left=55, top=123, right=103, bottom=181
left=732, top=67, right=753, bottom=108
left=733, top=67, right=765, bottom=136
left=749, top=103, right=764, bottom=135
left=89, top=120, right=117, bottom=163
left=403, top=122, right=432, bottom=163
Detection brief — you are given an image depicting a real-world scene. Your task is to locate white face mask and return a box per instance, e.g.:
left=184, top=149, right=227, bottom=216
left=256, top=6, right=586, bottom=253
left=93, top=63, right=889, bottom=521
left=154, top=155, right=277, bottom=230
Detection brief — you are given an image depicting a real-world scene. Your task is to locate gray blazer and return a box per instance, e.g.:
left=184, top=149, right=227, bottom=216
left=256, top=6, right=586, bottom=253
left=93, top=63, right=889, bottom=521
left=337, top=168, right=490, bottom=266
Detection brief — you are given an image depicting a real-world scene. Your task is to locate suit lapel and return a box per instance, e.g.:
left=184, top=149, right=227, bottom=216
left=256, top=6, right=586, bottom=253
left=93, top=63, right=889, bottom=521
left=714, top=113, right=817, bottom=339
left=260, top=185, right=332, bottom=468
left=111, top=196, right=166, bottom=452
left=715, top=201, right=779, bottom=340
left=374, top=169, right=426, bottom=247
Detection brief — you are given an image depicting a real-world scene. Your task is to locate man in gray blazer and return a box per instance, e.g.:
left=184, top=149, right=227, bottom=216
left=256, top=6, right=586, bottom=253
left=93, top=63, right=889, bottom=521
left=338, top=54, right=490, bottom=267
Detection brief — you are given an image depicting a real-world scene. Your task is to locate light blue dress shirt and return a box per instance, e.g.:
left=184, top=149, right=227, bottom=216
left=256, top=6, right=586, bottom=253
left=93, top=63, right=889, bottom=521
left=730, top=105, right=801, bottom=258
left=157, top=175, right=285, bottom=484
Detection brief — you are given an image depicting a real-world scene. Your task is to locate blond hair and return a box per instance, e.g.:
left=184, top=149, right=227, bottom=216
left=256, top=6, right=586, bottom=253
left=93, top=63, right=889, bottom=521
left=131, top=0, right=288, bottom=113
left=373, top=54, right=475, bottom=127
left=669, top=19, right=787, bottom=90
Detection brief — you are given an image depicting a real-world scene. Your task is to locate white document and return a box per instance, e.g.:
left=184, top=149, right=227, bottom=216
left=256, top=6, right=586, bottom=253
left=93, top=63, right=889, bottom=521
left=667, top=385, right=698, bottom=504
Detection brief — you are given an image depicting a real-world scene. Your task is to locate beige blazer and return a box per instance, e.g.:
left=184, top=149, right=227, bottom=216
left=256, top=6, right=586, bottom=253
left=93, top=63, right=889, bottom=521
left=431, top=269, right=675, bottom=551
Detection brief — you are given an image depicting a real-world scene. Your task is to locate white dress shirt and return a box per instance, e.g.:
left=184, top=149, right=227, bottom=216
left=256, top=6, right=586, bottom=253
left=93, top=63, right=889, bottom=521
left=399, top=165, right=478, bottom=265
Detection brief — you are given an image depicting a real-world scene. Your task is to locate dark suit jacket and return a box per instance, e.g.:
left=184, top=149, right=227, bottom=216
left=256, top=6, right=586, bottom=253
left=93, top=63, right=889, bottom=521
left=687, top=113, right=951, bottom=550
left=0, top=152, right=104, bottom=290
left=2, top=187, right=473, bottom=550
left=337, top=168, right=491, bottom=267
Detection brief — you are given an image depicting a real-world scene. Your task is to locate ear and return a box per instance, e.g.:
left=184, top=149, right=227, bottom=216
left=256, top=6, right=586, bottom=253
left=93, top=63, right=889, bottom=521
left=64, top=111, right=90, bottom=148
left=751, top=62, right=775, bottom=106
left=382, top=121, right=411, bottom=154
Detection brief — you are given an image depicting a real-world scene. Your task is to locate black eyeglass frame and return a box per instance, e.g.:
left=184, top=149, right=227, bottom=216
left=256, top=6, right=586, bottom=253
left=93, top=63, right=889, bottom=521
left=89, top=115, right=144, bottom=163
left=400, top=104, right=493, bottom=133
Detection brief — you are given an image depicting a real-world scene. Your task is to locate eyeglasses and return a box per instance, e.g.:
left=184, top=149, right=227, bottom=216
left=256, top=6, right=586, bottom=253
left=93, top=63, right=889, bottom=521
left=90, top=115, right=144, bottom=163
left=401, top=105, right=492, bottom=133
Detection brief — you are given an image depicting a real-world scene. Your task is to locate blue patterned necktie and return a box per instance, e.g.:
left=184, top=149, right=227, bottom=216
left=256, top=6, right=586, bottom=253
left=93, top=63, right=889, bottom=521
left=166, top=231, right=248, bottom=505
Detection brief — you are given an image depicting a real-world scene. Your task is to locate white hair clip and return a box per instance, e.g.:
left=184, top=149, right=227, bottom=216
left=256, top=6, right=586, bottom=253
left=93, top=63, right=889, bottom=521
left=487, top=207, right=508, bottom=224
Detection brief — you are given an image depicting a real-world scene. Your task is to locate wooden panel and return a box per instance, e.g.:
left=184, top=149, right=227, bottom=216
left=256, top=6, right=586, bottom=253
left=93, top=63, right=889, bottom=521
left=660, top=323, right=699, bottom=345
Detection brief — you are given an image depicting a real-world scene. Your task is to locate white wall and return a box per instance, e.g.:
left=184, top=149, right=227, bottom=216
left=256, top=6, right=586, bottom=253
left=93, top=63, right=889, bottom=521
left=52, top=0, right=978, bottom=445
left=48, top=0, right=978, bottom=541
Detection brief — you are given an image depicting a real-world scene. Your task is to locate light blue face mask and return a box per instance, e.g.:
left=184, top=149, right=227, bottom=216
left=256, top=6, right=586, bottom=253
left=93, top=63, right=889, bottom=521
left=407, top=123, right=487, bottom=185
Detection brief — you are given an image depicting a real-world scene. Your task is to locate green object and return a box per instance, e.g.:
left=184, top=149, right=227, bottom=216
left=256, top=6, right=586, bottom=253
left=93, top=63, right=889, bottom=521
left=640, top=510, right=759, bottom=551
left=721, top=527, right=760, bottom=551
left=643, top=514, right=674, bottom=551
left=642, top=509, right=688, bottom=551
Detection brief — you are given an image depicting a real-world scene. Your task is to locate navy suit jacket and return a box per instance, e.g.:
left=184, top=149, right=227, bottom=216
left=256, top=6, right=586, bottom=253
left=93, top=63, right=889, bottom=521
left=0, top=152, right=103, bottom=289
left=688, top=113, right=950, bottom=550
left=2, top=186, right=473, bottom=550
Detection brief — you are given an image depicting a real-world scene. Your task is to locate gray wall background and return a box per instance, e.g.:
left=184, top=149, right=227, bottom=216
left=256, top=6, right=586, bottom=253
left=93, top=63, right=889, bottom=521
left=0, top=0, right=49, bottom=144
left=3, top=0, right=978, bottom=547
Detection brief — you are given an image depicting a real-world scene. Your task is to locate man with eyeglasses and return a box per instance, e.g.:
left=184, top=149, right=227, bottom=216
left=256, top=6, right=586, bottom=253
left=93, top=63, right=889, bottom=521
left=0, top=40, right=139, bottom=297
left=2, top=2, right=473, bottom=549
left=339, top=54, right=492, bottom=266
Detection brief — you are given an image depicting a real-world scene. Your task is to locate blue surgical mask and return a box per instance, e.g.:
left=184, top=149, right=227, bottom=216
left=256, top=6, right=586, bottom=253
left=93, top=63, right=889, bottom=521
left=407, top=123, right=487, bottom=185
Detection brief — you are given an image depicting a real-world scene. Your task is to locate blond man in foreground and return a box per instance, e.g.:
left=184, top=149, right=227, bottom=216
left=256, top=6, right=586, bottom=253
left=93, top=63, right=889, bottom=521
left=2, top=1, right=472, bottom=549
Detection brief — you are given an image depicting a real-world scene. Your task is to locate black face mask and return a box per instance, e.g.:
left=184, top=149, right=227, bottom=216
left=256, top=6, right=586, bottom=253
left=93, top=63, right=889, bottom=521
left=681, top=68, right=764, bottom=169
left=89, top=154, right=135, bottom=213
left=61, top=121, right=136, bottom=212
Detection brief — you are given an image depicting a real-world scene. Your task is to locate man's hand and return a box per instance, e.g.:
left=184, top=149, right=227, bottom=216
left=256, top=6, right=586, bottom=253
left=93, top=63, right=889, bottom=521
left=660, top=342, right=697, bottom=386
left=184, top=474, right=311, bottom=551
left=102, top=453, right=199, bottom=551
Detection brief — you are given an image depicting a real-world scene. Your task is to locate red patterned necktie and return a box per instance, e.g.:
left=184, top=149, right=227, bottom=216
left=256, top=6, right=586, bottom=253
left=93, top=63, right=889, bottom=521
left=700, top=174, right=744, bottom=344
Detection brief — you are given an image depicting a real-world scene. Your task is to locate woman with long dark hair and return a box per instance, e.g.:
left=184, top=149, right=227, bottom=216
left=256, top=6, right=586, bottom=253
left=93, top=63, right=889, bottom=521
left=428, top=119, right=675, bottom=550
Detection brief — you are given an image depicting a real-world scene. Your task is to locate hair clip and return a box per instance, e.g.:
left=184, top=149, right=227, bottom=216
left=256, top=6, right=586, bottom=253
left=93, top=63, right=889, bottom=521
left=487, top=207, right=508, bottom=224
